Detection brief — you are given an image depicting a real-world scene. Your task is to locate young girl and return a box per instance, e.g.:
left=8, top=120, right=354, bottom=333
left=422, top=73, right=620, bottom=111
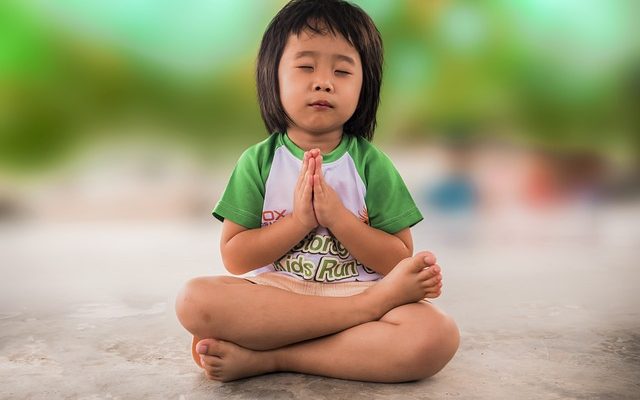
left=175, top=0, right=459, bottom=383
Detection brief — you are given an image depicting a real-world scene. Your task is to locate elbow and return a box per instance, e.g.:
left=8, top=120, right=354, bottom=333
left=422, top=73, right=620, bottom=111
left=220, top=242, right=241, bottom=275
left=378, top=248, right=413, bottom=276
left=402, top=239, right=413, bottom=259
left=222, top=260, right=244, bottom=276
left=394, top=248, right=412, bottom=269
left=220, top=248, right=243, bottom=275
left=220, top=243, right=255, bottom=275
left=399, top=243, right=412, bottom=260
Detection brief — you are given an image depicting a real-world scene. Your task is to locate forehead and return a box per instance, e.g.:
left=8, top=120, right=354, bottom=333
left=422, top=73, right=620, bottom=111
left=281, top=30, right=361, bottom=64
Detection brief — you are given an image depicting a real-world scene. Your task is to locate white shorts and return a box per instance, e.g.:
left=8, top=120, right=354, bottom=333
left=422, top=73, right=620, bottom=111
left=243, top=272, right=379, bottom=297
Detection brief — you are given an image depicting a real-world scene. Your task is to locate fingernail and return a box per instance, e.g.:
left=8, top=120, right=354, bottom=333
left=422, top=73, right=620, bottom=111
left=197, top=344, right=208, bottom=354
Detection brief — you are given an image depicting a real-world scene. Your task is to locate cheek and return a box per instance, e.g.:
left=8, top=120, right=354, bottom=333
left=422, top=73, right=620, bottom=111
left=348, top=79, right=363, bottom=110
left=355, top=76, right=364, bottom=97
left=278, top=73, right=300, bottom=104
left=277, top=76, right=291, bottom=111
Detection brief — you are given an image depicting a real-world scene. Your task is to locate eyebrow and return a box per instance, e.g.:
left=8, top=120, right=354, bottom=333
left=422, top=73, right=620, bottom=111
left=293, top=50, right=356, bottom=66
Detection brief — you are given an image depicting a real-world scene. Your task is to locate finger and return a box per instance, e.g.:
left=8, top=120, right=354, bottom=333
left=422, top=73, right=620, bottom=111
left=308, top=170, right=315, bottom=189
left=296, top=151, right=309, bottom=191
left=303, top=164, right=314, bottom=202
left=302, top=151, right=310, bottom=177
left=307, top=157, right=315, bottom=190
left=303, top=173, right=313, bottom=201
left=318, top=165, right=329, bottom=189
left=315, top=153, right=323, bottom=176
left=313, top=174, right=323, bottom=197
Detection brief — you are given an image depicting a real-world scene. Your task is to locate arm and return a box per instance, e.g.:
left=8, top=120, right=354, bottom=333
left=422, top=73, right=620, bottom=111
left=312, top=155, right=413, bottom=276
left=324, top=208, right=413, bottom=276
left=220, top=151, right=320, bottom=275
left=220, top=216, right=310, bottom=275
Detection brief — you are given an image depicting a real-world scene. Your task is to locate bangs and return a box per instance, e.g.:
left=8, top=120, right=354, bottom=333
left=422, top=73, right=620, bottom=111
left=291, top=17, right=355, bottom=47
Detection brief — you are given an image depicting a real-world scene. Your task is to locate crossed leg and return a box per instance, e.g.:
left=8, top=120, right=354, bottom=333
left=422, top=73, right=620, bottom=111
left=175, top=252, right=459, bottom=382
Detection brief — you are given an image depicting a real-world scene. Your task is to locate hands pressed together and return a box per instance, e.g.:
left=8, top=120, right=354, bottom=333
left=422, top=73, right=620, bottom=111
left=292, top=149, right=347, bottom=231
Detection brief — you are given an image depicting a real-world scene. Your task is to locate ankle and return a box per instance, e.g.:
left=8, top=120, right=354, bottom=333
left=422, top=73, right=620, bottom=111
left=355, top=290, right=387, bottom=321
left=268, top=349, right=286, bottom=373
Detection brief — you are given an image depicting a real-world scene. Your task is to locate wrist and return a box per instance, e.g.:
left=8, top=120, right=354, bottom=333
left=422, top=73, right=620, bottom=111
left=325, top=205, right=352, bottom=232
left=289, top=213, right=316, bottom=235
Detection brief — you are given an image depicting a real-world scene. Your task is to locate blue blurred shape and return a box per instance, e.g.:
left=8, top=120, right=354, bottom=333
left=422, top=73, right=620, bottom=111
left=426, top=174, right=477, bottom=213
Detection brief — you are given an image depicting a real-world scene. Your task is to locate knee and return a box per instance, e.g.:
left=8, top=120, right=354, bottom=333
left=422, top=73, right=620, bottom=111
left=174, top=276, right=222, bottom=336
left=407, top=313, right=460, bottom=380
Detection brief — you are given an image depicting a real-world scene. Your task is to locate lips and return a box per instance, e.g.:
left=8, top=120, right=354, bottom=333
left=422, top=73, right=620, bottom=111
left=309, top=100, right=333, bottom=108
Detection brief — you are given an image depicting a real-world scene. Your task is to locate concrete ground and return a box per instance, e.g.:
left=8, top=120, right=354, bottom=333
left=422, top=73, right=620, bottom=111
left=1, top=204, right=639, bottom=399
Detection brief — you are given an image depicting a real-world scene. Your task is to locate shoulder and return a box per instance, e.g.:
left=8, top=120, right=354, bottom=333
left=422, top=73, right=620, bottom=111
left=238, top=133, right=282, bottom=162
left=234, top=133, right=285, bottom=175
left=347, top=136, right=397, bottom=173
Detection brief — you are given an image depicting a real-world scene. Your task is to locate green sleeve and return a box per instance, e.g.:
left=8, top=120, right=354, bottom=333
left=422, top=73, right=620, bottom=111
left=364, top=148, right=423, bottom=234
left=212, top=147, right=266, bottom=229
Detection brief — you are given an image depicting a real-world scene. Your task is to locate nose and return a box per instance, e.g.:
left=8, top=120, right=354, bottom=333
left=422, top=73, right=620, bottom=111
left=314, top=83, right=333, bottom=93
left=313, top=75, right=333, bottom=93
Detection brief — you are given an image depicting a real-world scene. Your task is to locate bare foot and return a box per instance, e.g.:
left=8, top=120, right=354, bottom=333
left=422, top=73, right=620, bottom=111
left=363, top=251, right=442, bottom=312
left=195, top=338, right=276, bottom=382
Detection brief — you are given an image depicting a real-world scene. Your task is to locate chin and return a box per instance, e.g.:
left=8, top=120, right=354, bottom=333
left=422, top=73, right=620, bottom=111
left=307, top=126, right=344, bottom=135
left=303, top=120, right=348, bottom=133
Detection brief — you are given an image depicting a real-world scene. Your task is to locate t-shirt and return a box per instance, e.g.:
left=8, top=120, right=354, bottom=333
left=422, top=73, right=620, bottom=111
left=213, top=132, right=423, bottom=282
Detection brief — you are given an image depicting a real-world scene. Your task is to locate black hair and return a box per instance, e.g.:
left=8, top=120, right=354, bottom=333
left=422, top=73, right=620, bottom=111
left=256, top=0, right=383, bottom=141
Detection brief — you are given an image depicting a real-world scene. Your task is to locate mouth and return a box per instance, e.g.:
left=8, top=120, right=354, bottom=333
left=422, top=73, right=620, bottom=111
left=309, top=100, right=334, bottom=109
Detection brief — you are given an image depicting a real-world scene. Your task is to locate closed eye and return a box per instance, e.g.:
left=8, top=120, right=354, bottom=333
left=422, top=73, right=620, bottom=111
left=335, top=70, right=351, bottom=76
left=297, top=66, right=314, bottom=71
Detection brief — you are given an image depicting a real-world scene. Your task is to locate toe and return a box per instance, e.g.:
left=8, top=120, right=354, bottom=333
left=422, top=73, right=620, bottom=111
left=425, top=283, right=443, bottom=298
left=431, top=264, right=441, bottom=274
left=418, top=267, right=434, bottom=279
left=423, top=252, right=437, bottom=265
left=204, top=370, right=221, bottom=381
left=422, top=274, right=441, bottom=288
left=408, top=253, right=429, bottom=272
left=419, top=264, right=440, bottom=279
left=197, top=338, right=226, bottom=358
left=424, top=264, right=440, bottom=278
left=201, top=353, right=224, bottom=368
left=192, top=336, right=204, bottom=368
left=415, top=251, right=436, bottom=267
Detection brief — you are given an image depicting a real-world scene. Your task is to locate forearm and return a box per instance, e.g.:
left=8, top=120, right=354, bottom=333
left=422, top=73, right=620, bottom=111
left=329, top=210, right=412, bottom=275
left=222, top=215, right=310, bottom=275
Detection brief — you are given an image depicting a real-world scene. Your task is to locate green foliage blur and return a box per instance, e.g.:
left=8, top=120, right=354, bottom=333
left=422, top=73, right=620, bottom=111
left=1, top=0, right=639, bottom=175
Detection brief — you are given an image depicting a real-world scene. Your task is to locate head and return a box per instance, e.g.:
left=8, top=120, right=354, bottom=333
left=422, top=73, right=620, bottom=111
left=256, top=0, right=383, bottom=141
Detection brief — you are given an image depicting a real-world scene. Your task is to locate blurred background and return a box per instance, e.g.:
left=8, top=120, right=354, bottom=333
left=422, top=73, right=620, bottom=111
left=2, top=3, right=640, bottom=397
left=1, top=0, right=640, bottom=306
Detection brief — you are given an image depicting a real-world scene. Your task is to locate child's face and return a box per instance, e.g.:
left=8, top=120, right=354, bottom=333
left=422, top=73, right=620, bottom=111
left=278, top=29, right=363, bottom=136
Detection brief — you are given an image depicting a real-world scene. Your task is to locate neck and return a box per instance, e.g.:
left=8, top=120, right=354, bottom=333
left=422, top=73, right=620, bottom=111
left=286, top=126, right=343, bottom=154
